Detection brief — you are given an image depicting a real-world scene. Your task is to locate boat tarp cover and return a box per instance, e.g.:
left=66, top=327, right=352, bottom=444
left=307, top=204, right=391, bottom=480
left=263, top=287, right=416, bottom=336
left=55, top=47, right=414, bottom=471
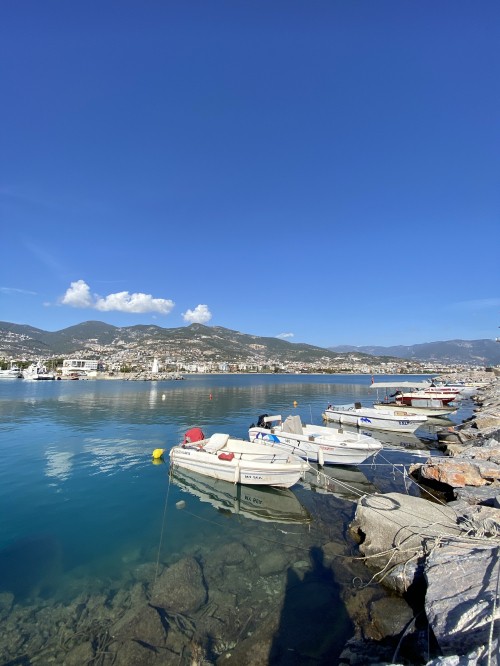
left=282, top=415, right=303, bottom=435
left=183, top=427, right=205, bottom=444
left=370, top=381, right=430, bottom=389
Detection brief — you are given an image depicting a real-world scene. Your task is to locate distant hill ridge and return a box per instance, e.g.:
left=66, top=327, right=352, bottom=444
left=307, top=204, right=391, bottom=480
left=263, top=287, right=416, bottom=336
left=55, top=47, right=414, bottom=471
left=0, top=320, right=497, bottom=366
left=329, top=339, right=500, bottom=366
left=0, top=320, right=379, bottom=365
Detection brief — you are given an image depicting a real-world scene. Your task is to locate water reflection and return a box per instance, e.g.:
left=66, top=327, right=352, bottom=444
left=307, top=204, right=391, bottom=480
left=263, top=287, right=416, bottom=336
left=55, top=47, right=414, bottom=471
left=82, top=437, right=145, bottom=476
left=170, top=467, right=312, bottom=524
left=302, top=464, right=379, bottom=500
left=45, top=448, right=74, bottom=482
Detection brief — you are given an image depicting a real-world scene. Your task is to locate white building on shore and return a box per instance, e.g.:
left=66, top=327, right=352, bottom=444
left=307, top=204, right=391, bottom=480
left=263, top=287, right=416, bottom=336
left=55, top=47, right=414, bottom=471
left=61, top=359, right=102, bottom=377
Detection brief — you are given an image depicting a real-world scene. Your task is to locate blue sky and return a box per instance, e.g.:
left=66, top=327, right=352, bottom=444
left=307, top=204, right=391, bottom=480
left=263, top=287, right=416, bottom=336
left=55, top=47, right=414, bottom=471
left=1, top=1, right=499, bottom=348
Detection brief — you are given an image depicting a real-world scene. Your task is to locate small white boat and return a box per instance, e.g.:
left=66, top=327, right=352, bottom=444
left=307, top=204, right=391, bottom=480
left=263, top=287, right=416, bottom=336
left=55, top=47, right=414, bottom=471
left=425, top=382, right=477, bottom=398
left=169, top=429, right=308, bottom=488
left=322, top=402, right=427, bottom=433
left=170, top=467, right=311, bottom=524
left=248, top=415, right=382, bottom=466
left=0, top=363, right=22, bottom=379
left=22, top=362, right=56, bottom=381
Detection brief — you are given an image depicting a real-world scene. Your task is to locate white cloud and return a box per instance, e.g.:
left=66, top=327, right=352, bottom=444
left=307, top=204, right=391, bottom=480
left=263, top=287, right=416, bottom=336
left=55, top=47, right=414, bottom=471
left=60, top=279, right=174, bottom=315
left=61, top=280, right=93, bottom=307
left=276, top=332, right=294, bottom=340
left=182, top=304, right=212, bottom=324
left=95, top=291, right=174, bottom=314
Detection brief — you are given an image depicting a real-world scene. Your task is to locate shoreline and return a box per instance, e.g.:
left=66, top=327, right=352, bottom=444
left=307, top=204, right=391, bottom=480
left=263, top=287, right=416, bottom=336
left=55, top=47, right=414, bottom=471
left=345, top=376, right=500, bottom=664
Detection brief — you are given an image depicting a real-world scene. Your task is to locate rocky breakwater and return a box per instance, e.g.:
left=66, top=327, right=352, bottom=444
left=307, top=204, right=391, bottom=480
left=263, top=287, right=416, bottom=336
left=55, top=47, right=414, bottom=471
left=344, top=378, right=500, bottom=665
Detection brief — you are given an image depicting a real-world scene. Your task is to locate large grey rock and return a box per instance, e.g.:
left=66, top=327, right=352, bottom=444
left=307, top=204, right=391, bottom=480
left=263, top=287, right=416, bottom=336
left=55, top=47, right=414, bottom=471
left=453, top=485, right=500, bottom=507
left=425, top=650, right=492, bottom=665
left=455, top=505, right=500, bottom=538
left=424, top=542, right=500, bottom=664
left=150, top=555, right=207, bottom=613
left=350, top=493, right=463, bottom=592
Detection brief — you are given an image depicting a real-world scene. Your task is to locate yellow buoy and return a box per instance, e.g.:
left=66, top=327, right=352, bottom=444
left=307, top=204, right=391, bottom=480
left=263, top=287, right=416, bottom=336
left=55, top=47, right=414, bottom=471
left=293, top=400, right=298, bottom=407
left=152, top=448, right=165, bottom=460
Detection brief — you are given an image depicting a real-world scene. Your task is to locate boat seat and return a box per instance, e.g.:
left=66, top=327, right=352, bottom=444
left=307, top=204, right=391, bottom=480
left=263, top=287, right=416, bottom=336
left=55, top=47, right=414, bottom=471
left=204, top=433, right=230, bottom=453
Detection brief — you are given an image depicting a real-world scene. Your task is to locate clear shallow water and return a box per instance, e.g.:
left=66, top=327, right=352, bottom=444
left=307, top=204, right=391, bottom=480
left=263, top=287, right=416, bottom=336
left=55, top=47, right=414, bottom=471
left=0, top=374, right=474, bottom=662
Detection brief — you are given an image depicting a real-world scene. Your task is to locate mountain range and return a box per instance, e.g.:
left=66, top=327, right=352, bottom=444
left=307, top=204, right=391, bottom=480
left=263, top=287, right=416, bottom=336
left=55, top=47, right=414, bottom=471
left=0, top=320, right=375, bottom=365
left=0, top=320, right=498, bottom=366
left=329, top=340, right=500, bottom=366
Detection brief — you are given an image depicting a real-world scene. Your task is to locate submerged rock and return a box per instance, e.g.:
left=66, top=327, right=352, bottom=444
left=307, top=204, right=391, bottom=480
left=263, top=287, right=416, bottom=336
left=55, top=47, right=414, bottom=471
left=150, top=555, right=207, bottom=613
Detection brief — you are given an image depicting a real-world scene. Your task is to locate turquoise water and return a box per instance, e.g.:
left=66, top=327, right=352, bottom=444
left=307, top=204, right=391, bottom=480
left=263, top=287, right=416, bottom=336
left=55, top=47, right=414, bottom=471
left=0, top=374, right=473, bottom=663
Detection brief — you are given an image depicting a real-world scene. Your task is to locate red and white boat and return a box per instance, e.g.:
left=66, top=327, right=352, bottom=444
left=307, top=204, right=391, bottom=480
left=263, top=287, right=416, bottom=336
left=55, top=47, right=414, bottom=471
left=370, top=380, right=458, bottom=417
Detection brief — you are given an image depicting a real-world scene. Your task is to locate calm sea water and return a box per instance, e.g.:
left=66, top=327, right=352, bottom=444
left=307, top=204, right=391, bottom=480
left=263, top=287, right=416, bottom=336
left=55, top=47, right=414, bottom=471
left=0, top=374, right=474, bottom=662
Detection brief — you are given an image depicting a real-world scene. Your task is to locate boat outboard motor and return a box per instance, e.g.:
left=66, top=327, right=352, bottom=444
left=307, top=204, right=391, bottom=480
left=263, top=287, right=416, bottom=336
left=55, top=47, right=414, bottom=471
left=257, top=414, right=269, bottom=428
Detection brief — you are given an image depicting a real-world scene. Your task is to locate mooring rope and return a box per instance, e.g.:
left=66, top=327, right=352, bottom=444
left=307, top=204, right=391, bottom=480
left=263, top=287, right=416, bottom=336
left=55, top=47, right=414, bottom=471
left=153, top=466, right=173, bottom=587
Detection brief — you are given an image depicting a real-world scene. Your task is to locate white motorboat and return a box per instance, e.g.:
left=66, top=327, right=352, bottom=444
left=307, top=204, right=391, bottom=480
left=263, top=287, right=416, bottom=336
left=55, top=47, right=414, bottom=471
left=423, top=381, right=478, bottom=398
left=170, top=467, right=311, bottom=524
left=22, top=362, right=56, bottom=381
left=248, top=414, right=382, bottom=466
left=0, top=363, right=22, bottom=379
left=169, top=428, right=308, bottom=488
left=322, top=402, right=427, bottom=433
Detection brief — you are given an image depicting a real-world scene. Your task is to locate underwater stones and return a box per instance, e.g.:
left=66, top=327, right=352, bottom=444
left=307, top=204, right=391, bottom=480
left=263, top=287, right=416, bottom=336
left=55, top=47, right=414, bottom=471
left=112, top=604, right=168, bottom=665
left=203, top=541, right=255, bottom=597
left=0, top=592, right=14, bottom=620
left=134, top=561, right=162, bottom=584
left=63, top=640, right=95, bottom=665
left=212, top=541, right=253, bottom=567
left=257, top=550, right=289, bottom=577
left=150, top=555, right=206, bottom=613
left=215, top=617, right=280, bottom=665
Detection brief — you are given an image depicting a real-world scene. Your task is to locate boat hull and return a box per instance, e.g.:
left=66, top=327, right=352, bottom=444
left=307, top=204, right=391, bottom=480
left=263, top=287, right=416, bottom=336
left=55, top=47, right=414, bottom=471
left=372, top=402, right=456, bottom=417
left=169, top=442, right=307, bottom=488
left=248, top=424, right=382, bottom=465
left=170, top=468, right=311, bottom=524
left=322, top=407, right=426, bottom=433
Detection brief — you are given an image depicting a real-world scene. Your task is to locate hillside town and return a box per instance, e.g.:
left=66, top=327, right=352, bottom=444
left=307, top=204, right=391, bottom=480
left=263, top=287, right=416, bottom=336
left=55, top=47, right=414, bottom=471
left=1, top=322, right=498, bottom=379
left=1, top=351, right=496, bottom=381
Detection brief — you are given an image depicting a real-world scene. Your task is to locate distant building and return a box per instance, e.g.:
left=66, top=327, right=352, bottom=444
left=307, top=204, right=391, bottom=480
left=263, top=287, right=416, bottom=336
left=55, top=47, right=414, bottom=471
left=62, top=359, right=103, bottom=376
